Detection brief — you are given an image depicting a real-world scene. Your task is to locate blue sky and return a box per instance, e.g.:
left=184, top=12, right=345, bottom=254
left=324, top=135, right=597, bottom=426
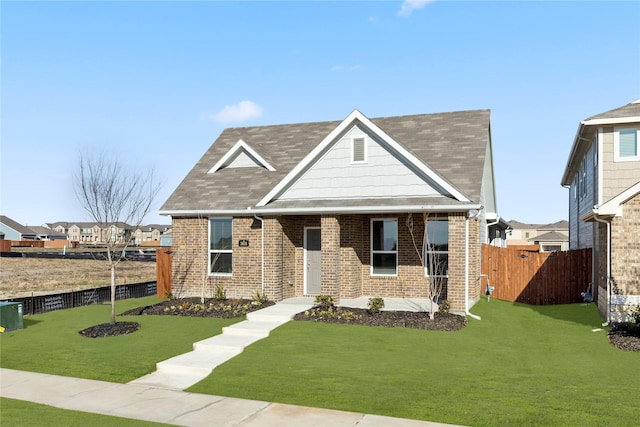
left=2, top=0, right=639, bottom=227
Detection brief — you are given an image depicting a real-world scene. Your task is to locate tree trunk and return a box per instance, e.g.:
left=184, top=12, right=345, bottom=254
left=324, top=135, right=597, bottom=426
left=110, top=263, right=116, bottom=324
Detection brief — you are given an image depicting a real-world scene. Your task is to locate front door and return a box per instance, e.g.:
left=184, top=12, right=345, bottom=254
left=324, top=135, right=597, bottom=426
left=304, top=227, right=321, bottom=295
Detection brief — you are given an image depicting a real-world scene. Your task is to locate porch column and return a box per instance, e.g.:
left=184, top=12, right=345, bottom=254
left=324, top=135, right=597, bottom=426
left=263, top=217, right=284, bottom=301
left=321, top=215, right=341, bottom=300
left=447, top=213, right=466, bottom=314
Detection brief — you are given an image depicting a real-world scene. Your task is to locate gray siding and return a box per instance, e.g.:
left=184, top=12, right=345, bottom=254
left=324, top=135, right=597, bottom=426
left=279, top=125, right=443, bottom=201
left=601, top=125, right=640, bottom=203
left=568, top=138, right=597, bottom=249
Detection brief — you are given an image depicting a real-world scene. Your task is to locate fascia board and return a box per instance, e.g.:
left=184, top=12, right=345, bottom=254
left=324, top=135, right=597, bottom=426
left=581, top=116, right=640, bottom=126
left=208, top=139, right=276, bottom=173
left=561, top=124, right=585, bottom=186
left=256, top=109, right=470, bottom=207
left=159, top=203, right=482, bottom=217
left=597, top=181, right=640, bottom=216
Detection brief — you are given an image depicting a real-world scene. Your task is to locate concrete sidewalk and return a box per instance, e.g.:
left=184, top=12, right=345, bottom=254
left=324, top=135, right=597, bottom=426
left=0, top=368, right=461, bottom=427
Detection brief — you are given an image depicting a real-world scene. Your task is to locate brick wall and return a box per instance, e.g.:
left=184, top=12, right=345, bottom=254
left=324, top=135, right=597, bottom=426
left=609, top=193, right=640, bottom=321
left=172, top=212, right=481, bottom=313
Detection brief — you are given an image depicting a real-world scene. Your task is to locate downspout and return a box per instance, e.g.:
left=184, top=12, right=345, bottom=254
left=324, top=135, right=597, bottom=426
left=253, top=214, right=265, bottom=294
left=466, top=209, right=482, bottom=320
left=593, top=214, right=611, bottom=325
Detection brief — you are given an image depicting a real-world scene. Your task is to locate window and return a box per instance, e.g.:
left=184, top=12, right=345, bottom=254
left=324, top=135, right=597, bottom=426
left=425, top=219, right=448, bottom=277
left=614, top=128, right=639, bottom=161
left=210, top=218, right=232, bottom=275
left=371, top=219, right=397, bottom=275
left=352, top=137, right=366, bottom=163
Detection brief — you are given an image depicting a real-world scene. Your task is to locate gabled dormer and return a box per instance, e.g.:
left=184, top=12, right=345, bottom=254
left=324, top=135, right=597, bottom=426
left=208, top=139, right=276, bottom=173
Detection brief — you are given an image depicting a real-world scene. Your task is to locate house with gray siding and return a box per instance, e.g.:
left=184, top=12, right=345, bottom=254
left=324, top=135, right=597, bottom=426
left=561, top=99, right=640, bottom=322
left=160, top=109, right=502, bottom=315
left=0, top=216, right=37, bottom=241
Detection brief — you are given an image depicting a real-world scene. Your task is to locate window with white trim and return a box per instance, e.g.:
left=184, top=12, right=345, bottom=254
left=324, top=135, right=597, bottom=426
left=210, top=218, right=232, bottom=275
left=614, top=127, right=639, bottom=162
left=371, top=219, right=397, bottom=275
left=425, top=219, right=448, bottom=277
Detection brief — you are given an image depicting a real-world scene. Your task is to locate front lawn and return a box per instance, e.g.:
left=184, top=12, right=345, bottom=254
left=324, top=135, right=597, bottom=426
left=0, top=296, right=241, bottom=383
left=188, top=300, right=640, bottom=426
left=0, top=398, right=174, bottom=427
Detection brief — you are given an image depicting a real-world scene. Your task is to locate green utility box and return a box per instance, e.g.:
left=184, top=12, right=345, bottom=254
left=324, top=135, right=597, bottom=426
left=0, top=301, right=24, bottom=332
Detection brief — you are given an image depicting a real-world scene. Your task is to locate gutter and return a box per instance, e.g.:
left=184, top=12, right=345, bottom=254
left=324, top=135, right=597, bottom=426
left=159, top=204, right=482, bottom=217
left=465, top=208, right=482, bottom=320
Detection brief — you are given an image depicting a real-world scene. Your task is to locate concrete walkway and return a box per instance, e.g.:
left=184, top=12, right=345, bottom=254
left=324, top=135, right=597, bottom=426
left=0, top=368, right=460, bottom=426
left=129, top=298, right=316, bottom=390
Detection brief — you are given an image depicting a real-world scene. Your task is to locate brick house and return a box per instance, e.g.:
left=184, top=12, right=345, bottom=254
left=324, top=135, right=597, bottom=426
left=160, top=109, right=502, bottom=315
left=561, top=99, right=640, bottom=322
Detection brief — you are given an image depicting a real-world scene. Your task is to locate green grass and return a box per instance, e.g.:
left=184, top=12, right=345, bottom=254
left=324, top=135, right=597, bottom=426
left=3, top=297, right=639, bottom=426
left=187, top=300, right=640, bottom=426
left=0, top=398, right=174, bottom=427
left=0, top=296, right=241, bottom=383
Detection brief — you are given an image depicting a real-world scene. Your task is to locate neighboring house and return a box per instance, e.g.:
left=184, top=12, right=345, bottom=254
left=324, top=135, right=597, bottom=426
left=0, top=215, right=37, bottom=240
left=160, top=109, right=503, bottom=315
left=45, top=221, right=170, bottom=245
left=29, top=226, right=68, bottom=241
left=506, top=220, right=569, bottom=251
left=160, top=229, right=172, bottom=247
left=561, top=99, right=640, bottom=323
left=132, top=224, right=172, bottom=245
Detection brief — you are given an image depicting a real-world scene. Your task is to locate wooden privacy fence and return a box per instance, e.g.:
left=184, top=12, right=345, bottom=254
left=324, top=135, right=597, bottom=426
left=156, top=248, right=172, bottom=298
left=481, top=245, right=592, bottom=305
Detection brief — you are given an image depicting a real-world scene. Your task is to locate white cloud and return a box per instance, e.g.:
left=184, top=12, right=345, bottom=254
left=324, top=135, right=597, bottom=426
left=203, top=100, right=263, bottom=123
left=398, top=0, right=434, bottom=17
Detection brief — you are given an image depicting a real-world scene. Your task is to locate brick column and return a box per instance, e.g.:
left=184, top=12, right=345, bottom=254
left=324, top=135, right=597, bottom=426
left=263, top=217, right=284, bottom=301
left=171, top=217, right=208, bottom=297
left=447, top=213, right=466, bottom=314
left=321, top=215, right=341, bottom=300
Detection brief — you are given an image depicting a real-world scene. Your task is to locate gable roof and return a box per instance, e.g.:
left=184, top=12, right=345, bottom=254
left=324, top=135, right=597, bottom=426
left=561, top=99, right=640, bottom=186
left=160, top=109, right=491, bottom=216
left=0, top=215, right=36, bottom=236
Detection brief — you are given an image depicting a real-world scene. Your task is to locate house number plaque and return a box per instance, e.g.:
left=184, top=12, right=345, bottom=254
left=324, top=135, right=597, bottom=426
left=238, top=239, right=249, bottom=247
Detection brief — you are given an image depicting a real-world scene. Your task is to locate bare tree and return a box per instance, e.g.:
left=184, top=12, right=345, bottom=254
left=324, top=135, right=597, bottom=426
left=406, top=212, right=447, bottom=319
left=74, top=150, right=161, bottom=324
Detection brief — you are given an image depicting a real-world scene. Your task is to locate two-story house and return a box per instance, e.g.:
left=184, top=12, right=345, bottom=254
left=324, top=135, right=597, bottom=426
left=561, top=99, right=640, bottom=323
left=160, top=108, right=503, bottom=315
left=506, top=220, right=569, bottom=252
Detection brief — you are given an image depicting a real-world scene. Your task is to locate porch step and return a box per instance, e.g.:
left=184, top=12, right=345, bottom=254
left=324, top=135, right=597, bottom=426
left=193, top=334, right=264, bottom=352
left=128, top=298, right=315, bottom=391
left=222, top=320, right=284, bottom=338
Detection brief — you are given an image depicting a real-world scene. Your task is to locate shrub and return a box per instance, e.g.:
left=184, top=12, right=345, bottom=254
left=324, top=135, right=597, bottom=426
left=314, top=295, right=334, bottom=308
left=439, top=299, right=451, bottom=315
left=367, top=297, right=385, bottom=314
left=214, top=285, right=227, bottom=301
left=251, top=290, right=269, bottom=305
left=628, top=305, right=640, bottom=334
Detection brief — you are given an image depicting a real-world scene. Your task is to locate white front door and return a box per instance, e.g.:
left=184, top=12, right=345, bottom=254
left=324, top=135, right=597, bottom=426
left=304, top=227, right=321, bottom=295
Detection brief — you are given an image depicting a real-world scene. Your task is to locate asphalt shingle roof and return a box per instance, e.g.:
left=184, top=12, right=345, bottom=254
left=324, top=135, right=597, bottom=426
left=161, top=109, right=491, bottom=214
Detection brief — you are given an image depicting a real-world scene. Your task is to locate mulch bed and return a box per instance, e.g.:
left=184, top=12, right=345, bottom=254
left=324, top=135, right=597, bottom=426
left=293, top=305, right=466, bottom=331
left=120, top=297, right=275, bottom=318
left=608, top=324, right=640, bottom=352
left=79, top=321, right=140, bottom=338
